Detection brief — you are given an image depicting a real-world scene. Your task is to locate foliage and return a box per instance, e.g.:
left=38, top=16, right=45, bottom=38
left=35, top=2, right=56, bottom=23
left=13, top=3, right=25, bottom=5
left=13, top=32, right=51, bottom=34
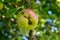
left=0, top=0, right=60, bottom=40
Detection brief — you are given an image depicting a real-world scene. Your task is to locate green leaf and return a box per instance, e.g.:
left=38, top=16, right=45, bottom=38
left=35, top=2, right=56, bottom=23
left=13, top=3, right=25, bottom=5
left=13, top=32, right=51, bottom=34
left=6, top=3, right=14, bottom=9
left=17, top=36, right=22, bottom=40
left=10, top=0, right=16, bottom=3
left=4, top=0, right=11, bottom=2
left=0, top=0, right=2, bottom=2
left=6, top=8, right=17, bottom=18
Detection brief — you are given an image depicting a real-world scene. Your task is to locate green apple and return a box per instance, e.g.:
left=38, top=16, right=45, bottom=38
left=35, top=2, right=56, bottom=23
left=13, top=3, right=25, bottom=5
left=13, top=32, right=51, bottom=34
left=17, top=9, right=38, bottom=36
left=0, top=3, right=3, bottom=10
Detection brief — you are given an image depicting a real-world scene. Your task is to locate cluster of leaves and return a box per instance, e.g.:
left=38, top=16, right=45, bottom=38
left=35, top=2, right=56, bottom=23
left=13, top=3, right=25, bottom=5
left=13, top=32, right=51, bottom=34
left=36, top=0, right=60, bottom=40
left=0, top=0, right=60, bottom=40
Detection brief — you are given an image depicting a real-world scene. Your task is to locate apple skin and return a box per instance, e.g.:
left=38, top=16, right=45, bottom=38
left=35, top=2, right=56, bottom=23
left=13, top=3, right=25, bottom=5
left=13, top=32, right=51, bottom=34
left=0, top=3, right=3, bottom=10
left=17, top=9, right=38, bottom=36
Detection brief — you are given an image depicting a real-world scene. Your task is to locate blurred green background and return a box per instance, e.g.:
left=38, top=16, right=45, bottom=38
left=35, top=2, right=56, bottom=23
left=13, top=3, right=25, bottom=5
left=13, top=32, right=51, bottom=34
left=0, top=0, right=60, bottom=40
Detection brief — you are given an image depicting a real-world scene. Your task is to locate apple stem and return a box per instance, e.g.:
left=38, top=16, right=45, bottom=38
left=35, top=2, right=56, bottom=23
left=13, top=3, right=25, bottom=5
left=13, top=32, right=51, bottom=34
left=29, top=30, right=37, bottom=40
